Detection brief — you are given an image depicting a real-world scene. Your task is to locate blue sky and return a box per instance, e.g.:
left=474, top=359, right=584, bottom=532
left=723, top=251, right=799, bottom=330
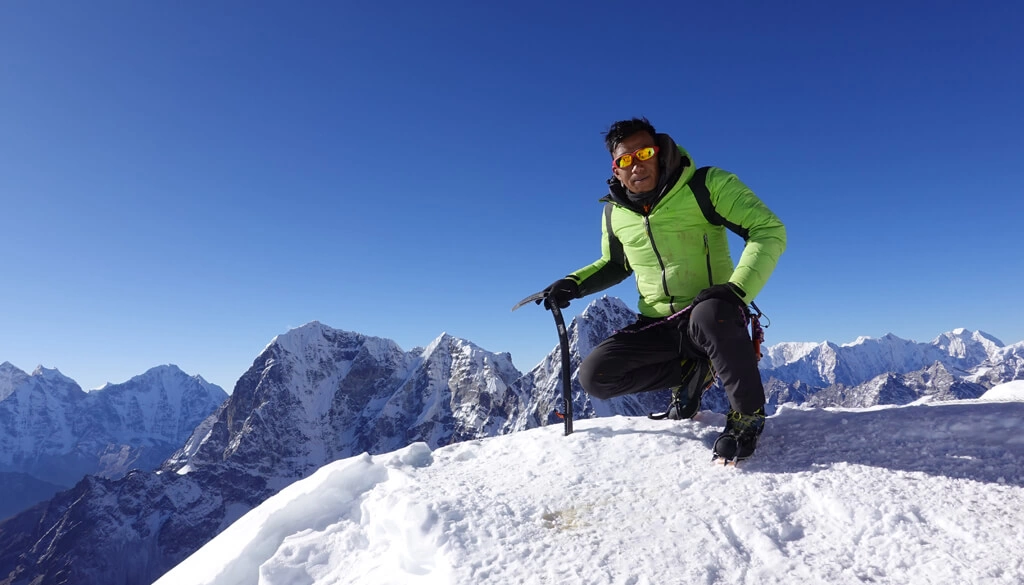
left=2, top=1, right=1021, bottom=392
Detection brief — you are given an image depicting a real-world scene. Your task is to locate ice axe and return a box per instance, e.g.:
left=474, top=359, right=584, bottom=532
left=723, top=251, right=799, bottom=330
left=512, top=292, right=573, bottom=436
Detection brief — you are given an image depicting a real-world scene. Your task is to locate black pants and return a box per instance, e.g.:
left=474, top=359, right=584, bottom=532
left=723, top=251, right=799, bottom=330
left=577, top=299, right=765, bottom=414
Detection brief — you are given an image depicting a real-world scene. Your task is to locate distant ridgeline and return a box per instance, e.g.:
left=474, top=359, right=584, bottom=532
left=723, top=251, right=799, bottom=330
left=0, top=363, right=227, bottom=520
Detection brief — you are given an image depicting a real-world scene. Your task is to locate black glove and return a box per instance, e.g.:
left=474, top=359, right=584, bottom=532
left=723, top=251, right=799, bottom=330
left=536, top=278, right=580, bottom=310
left=692, top=282, right=746, bottom=308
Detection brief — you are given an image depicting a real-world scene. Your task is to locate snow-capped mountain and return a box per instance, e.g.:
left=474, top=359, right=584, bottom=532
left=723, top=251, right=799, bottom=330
left=0, top=323, right=535, bottom=585
left=1, top=301, right=1021, bottom=585
left=757, top=327, right=1022, bottom=411
left=760, top=328, right=1005, bottom=387
left=79, top=365, right=230, bottom=477
left=0, top=362, right=227, bottom=519
left=165, top=322, right=525, bottom=486
left=0, top=363, right=86, bottom=481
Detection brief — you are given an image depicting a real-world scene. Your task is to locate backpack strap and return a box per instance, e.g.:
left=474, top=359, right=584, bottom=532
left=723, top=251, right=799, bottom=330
left=690, top=166, right=771, bottom=359
left=689, top=166, right=750, bottom=241
left=603, top=202, right=628, bottom=270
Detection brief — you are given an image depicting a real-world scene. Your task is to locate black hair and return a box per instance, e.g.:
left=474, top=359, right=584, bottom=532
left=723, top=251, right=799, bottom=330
left=603, top=117, right=657, bottom=153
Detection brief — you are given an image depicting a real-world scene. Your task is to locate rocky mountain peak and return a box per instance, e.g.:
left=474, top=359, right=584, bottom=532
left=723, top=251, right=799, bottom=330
left=0, top=361, right=31, bottom=401
left=932, top=328, right=1003, bottom=363
left=30, top=365, right=79, bottom=387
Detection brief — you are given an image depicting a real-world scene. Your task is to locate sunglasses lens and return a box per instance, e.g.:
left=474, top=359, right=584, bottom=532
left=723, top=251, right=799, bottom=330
left=614, top=147, right=657, bottom=169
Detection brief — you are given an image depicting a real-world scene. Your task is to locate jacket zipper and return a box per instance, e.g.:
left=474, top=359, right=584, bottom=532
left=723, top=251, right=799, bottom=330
left=703, top=233, right=713, bottom=287
left=643, top=215, right=675, bottom=312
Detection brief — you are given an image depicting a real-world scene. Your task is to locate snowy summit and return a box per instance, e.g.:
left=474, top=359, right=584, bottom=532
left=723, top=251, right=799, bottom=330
left=157, top=386, right=1024, bottom=585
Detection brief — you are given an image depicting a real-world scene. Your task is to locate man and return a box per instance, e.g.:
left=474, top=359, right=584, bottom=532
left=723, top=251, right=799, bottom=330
left=538, top=117, right=786, bottom=462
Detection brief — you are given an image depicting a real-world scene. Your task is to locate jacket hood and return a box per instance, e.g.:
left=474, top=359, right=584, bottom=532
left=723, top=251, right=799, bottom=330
left=604, top=133, right=695, bottom=212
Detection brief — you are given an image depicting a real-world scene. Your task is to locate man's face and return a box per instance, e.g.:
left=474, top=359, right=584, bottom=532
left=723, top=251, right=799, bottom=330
left=612, top=131, right=660, bottom=194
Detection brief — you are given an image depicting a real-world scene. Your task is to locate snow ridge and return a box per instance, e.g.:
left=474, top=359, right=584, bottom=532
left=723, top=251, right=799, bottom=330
left=157, top=397, right=1024, bottom=585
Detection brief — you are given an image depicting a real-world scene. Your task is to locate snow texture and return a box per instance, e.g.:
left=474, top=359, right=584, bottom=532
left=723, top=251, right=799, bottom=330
left=157, top=384, right=1024, bottom=585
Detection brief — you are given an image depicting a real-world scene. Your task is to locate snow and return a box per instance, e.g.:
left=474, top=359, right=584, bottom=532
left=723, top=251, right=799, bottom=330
left=980, top=380, right=1024, bottom=402
left=155, top=398, right=1024, bottom=585
left=31, top=365, right=79, bottom=387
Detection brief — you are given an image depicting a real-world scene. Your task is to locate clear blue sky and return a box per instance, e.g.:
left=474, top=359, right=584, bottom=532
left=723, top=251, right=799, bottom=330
left=2, top=1, right=1021, bottom=392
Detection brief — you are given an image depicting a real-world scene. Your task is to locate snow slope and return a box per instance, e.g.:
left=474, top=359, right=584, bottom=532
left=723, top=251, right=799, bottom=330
left=980, top=380, right=1024, bottom=401
left=156, top=394, right=1024, bottom=585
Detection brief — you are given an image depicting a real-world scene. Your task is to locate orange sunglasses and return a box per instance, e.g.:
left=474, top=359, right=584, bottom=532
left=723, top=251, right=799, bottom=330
left=613, top=146, right=659, bottom=169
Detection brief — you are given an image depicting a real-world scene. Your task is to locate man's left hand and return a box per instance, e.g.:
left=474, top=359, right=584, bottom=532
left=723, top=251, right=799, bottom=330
left=692, top=282, right=747, bottom=308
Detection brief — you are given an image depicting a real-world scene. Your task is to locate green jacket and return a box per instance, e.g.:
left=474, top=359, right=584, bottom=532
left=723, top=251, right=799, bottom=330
left=569, top=138, right=786, bottom=317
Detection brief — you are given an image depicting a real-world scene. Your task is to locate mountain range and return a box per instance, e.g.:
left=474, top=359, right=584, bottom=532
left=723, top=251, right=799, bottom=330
left=0, top=363, right=227, bottom=520
left=1, top=296, right=1021, bottom=585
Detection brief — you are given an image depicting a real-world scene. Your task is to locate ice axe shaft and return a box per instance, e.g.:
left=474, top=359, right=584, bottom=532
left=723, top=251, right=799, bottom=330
left=549, top=303, right=573, bottom=435
left=512, top=293, right=573, bottom=435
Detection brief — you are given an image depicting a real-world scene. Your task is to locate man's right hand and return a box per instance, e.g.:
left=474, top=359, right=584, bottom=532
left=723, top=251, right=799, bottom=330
left=536, top=278, right=579, bottom=310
